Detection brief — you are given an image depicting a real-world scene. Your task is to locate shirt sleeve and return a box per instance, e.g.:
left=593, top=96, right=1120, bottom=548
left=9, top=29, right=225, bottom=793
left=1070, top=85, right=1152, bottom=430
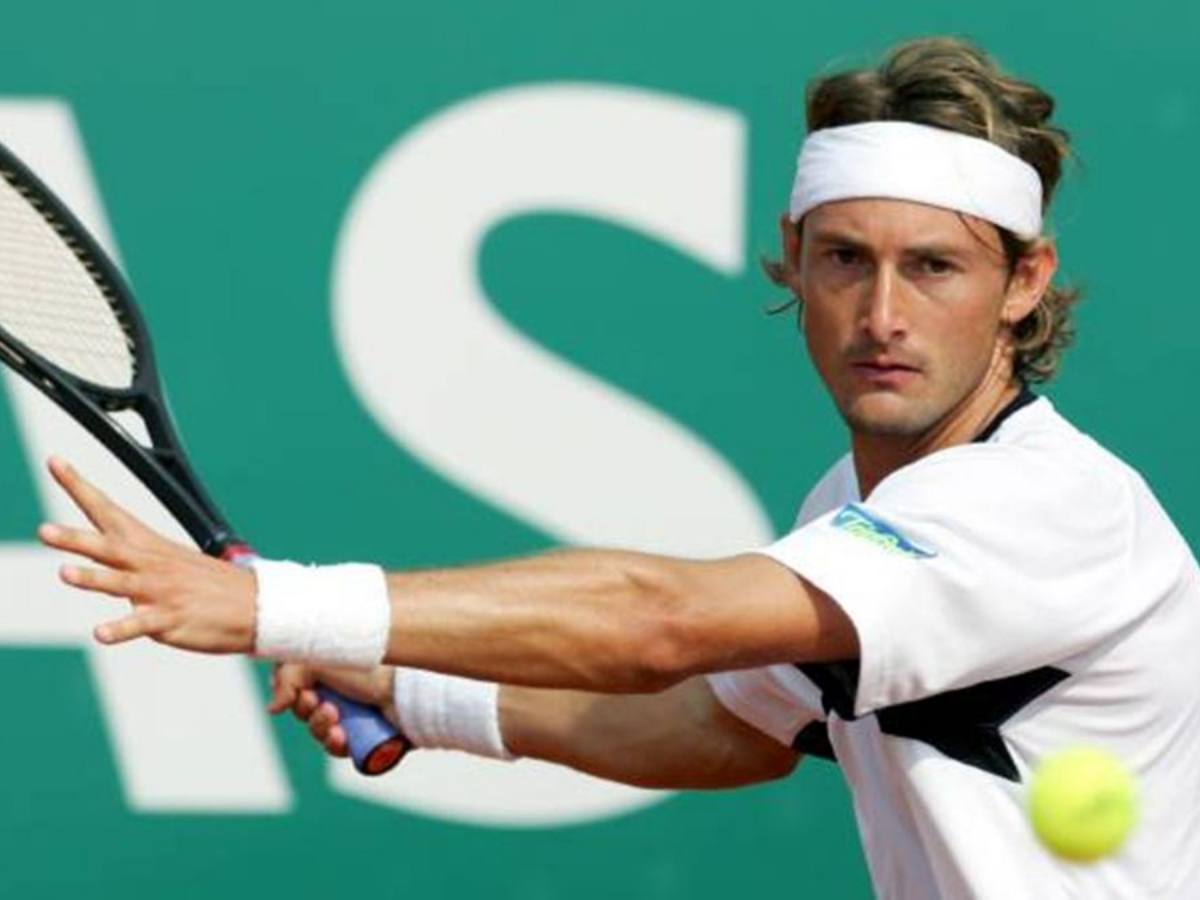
left=759, top=443, right=1148, bottom=717
left=706, top=665, right=826, bottom=746
left=702, top=456, right=856, bottom=745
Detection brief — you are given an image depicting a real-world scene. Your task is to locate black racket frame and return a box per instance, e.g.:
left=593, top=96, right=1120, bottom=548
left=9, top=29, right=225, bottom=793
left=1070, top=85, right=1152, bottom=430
left=0, top=140, right=237, bottom=556
left=0, top=140, right=409, bottom=776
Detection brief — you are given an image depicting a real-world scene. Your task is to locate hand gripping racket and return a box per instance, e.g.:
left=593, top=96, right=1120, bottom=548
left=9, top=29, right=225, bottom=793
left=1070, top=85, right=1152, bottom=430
left=0, top=140, right=407, bottom=775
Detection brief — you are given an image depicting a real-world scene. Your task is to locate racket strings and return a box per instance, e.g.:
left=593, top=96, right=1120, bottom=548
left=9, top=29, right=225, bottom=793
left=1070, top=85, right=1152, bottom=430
left=0, top=169, right=136, bottom=389
left=3, top=171, right=135, bottom=333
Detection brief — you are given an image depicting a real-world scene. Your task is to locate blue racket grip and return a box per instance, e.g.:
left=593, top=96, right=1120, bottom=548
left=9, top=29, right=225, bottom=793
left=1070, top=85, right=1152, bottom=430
left=226, top=546, right=408, bottom=776
left=316, top=687, right=409, bottom=776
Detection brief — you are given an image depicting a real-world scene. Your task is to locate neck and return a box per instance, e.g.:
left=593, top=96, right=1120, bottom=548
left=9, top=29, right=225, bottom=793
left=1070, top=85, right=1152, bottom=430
left=852, top=358, right=1023, bottom=498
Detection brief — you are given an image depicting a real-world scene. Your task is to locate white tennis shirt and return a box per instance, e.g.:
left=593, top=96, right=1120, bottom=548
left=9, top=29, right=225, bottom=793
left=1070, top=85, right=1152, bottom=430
left=709, top=395, right=1200, bottom=898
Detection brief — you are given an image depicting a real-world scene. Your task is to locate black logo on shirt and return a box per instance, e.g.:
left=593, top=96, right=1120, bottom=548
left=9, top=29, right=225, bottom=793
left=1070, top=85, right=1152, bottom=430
left=792, top=662, right=1069, bottom=781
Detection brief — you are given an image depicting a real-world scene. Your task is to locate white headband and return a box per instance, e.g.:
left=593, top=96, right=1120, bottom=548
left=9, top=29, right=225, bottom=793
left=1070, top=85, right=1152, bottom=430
left=788, top=121, right=1044, bottom=239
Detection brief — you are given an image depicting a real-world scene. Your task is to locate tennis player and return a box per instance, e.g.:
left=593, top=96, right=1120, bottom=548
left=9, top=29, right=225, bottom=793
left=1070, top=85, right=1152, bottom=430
left=39, top=37, right=1200, bottom=898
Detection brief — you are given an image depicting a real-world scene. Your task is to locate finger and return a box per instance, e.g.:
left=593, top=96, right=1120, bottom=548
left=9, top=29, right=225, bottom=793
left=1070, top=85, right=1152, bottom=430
left=268, top=665, right=315, bottom=714
left=60, top=564, right=139, bottom=599
left=292, top=688, right=322, bottom=722
left=39, top=524, right=131, bottom=568
left=94, top=609, right=169, bottom=645
left=324, top=724, right=349, bottom=757
left=279, top=663, right=316, bottom=692
left=268, top=669, right=296, bottom=715
left=308, top=701, right=341, bottom=742
left=46, top=457, right=158, bottom=540
left=268, top=680, right=295, bottom=715
left=47, top=458, right=127, bottom=533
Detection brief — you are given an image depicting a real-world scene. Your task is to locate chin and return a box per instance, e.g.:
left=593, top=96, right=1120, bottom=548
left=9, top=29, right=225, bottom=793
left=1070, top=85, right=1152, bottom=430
left=840, top=394, right=940, bottom=437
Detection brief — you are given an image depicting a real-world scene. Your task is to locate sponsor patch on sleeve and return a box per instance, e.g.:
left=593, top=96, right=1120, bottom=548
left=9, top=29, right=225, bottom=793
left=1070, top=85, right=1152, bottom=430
left=830, top=503, right=937, bottom=559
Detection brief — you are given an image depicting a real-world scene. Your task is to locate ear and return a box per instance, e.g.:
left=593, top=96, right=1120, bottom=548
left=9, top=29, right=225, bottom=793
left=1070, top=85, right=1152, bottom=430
left=777, top=213, right=804, bottom=289
left=778, top=213, right=802, bottom=264
left=1001, top=238, right=1058, bottom=324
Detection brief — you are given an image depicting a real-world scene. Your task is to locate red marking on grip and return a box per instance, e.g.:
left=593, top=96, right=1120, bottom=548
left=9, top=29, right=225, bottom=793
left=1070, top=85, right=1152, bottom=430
left=364, top=738, right=409, bottom=775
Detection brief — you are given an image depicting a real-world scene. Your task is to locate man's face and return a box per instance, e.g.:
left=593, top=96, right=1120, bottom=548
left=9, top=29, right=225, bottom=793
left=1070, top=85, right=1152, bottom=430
left=792, top=198, right=1022, bottom=438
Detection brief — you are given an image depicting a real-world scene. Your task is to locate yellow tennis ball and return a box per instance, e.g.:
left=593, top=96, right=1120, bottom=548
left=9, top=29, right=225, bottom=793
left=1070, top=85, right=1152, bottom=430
left=1028, top=746, right=1139, bottom=862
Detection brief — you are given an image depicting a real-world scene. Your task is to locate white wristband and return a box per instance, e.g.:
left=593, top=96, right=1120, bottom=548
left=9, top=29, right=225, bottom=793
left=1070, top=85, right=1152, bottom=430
left=393, top=668, right=515, bottom=760
left=252, top=559, right=390, bottom=668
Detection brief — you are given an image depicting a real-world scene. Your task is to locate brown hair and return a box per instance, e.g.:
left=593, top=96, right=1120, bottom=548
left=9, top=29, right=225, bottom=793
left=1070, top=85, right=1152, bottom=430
left=767, top=37, right=1080, bottom=383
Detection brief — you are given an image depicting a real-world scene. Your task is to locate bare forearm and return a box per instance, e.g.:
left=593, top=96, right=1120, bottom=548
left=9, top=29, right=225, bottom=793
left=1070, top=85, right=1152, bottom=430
left=497, top=677, right=800, bottom=789
left=383, top=549, right=851, bottom=694
left=384, top=549, right=684, bottom=692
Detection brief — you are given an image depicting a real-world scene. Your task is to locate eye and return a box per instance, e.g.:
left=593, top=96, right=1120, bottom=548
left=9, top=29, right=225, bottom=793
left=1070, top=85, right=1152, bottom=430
left=827, top=246, right=863, bottom=267
left=916, top=255, right=957, bottom=276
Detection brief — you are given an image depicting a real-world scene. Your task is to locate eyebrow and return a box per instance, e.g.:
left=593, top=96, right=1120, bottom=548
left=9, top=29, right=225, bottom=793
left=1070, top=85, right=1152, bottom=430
left=809, top=230, right=869, bottom=249
left=904, top=243, right=970, bottom=259
left=809, top=230, right=971, bottom=259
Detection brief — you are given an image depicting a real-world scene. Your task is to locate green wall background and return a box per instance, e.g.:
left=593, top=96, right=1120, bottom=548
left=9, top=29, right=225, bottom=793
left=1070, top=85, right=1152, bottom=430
left=0, top=1, right=1197, bottom=896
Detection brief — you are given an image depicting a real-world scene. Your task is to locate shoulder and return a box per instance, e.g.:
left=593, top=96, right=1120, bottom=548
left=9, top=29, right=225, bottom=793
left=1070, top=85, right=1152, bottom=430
left=872, top=398, right=1132, bottom=519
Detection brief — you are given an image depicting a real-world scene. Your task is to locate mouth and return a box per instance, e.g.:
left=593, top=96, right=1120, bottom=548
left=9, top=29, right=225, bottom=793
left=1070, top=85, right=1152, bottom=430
left=851, top=358, right=921, bottom=374
left=849, top=358, right=922, bottom=387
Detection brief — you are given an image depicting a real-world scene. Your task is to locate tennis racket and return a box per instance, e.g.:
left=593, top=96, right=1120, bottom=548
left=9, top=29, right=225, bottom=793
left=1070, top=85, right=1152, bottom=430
left=0, top=139, right=406, bottom=776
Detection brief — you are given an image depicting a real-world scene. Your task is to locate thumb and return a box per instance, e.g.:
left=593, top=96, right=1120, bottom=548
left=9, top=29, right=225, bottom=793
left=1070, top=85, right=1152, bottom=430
left=309, top=665, right=393, bottom=710
left=267, top=662, right=315, bottom=714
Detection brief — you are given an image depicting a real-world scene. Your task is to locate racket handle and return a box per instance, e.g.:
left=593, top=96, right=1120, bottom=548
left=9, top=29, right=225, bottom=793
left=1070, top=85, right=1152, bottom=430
left=316, top=687, right=410, bottom=775
left=221, top=545, right=408, bottom=776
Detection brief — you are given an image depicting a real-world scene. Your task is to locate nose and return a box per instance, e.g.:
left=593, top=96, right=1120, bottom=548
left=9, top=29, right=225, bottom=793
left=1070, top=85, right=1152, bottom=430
left=860, top=264, right=907, bottom=345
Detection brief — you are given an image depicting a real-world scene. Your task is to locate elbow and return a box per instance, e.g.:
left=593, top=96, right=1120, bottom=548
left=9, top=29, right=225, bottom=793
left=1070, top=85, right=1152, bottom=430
left=732, top=746, right=802, bottom=788
left=769, top=747, right=803, bottom=781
